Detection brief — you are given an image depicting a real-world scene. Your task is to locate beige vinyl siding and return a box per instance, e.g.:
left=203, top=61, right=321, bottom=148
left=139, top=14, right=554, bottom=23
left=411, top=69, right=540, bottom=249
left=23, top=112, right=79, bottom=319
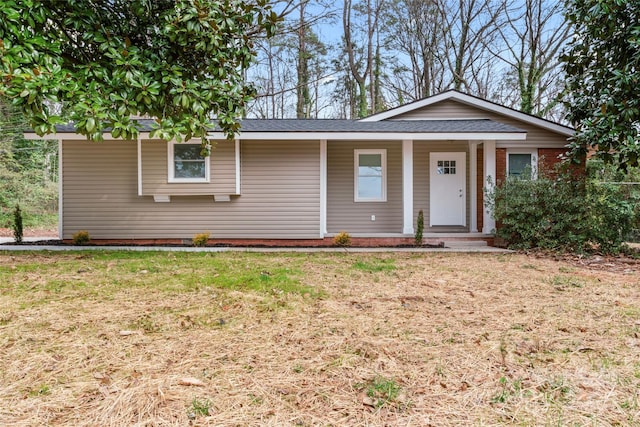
left=395, top=100, right=488, bottom=120
left=141, top=139, right=236, bottom=195
left=392, top=99, right=569, bottom=147
left=413, top=141, right=470, bottom=231
left=327, top=140, right=402, bottom=233
left=61, top=139, right=320, bottom=239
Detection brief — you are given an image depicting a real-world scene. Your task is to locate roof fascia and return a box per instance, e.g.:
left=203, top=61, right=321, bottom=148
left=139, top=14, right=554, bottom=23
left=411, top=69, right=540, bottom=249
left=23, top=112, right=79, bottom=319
left=206, top=131, right=526, bottom=141
left=24, top=132, right=152, bottom=140
left=360, top=90, right=574, bottom=137
left=496, top=141, right=568, bottom=149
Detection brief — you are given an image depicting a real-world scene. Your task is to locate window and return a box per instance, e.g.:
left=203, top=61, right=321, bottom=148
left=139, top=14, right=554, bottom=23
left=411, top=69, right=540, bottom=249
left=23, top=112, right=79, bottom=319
left=436, top=160, right=457, bottom=175
left=168, top=141, right=210, bottom=183
left=507, top=149, right=537, bottom=178
left=354, top=149, right=386, bottom=202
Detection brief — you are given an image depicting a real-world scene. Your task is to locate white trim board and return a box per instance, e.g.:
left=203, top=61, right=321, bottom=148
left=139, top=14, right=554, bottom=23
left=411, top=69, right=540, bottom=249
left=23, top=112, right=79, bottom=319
left=58, top=139, right=63, bottom=239
left=207, top=131, right=526, bottom=141
left=24, top=132, right=153, bottom=140
left=137, top=138, right=142, bottom=196
left=320, top=139, right=327, bottom=237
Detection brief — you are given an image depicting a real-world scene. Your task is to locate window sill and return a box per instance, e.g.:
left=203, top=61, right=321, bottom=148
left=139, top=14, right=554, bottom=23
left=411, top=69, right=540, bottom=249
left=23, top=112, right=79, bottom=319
left=167, top=179, right=210, bottom=184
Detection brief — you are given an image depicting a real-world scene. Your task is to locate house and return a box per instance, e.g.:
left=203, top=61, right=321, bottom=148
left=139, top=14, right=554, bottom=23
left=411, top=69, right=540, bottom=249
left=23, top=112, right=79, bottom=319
left=27, top=90, right=574, bottom=245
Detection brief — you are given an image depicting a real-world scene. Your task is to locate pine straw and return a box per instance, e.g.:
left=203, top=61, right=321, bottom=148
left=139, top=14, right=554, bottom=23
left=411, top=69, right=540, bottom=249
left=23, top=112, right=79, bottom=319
left=1, top=252, right=639, bottom=426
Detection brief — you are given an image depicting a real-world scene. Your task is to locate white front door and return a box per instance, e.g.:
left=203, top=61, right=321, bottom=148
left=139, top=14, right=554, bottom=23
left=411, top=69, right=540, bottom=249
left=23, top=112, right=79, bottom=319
left=430, top=152, right=466, bottom=226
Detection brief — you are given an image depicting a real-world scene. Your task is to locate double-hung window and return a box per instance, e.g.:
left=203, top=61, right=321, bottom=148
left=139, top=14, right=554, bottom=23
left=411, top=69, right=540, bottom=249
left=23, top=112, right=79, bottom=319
left=354, top=149, right=386, bottom=202
left=168, top=141, right=210, bottom=183
left=507, top=149, right=537, bottom=179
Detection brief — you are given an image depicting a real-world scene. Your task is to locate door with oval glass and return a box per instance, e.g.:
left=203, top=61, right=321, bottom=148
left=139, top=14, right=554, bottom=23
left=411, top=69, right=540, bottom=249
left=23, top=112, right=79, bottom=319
left=429, top=152, right=466, bottom=226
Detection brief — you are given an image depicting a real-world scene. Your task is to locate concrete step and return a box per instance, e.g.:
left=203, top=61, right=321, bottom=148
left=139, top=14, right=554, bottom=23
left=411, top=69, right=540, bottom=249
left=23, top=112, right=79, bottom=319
left=443, top=240, right=488, bottom=248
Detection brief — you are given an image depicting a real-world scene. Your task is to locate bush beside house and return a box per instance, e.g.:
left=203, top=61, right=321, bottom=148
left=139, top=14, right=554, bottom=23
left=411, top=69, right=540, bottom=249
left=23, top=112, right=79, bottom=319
left=487, top=161, right=638, bottom=254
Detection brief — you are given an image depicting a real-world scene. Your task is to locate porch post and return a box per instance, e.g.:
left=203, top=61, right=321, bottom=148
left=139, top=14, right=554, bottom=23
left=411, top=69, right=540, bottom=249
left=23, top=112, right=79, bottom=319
left=137, top=138, right=142, bottom=196
left=469, top=141, right=478, bottom=232
left=483, top=140, right=496, bottom=234
left=320, top=139, right=327, bottom=237
left=402, top=139, right=414, bottom=234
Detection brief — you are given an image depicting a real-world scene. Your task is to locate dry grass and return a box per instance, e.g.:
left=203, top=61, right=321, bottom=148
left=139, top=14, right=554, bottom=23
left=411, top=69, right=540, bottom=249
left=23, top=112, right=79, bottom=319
left=1, top=251, right=639, bottom=426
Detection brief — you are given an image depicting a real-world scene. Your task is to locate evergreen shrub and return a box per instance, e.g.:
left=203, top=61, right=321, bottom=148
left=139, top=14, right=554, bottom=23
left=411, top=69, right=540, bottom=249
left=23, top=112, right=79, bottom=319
left=12, top=204, right=23, bottom=243
left=415, top=209, right=424, bottom=246
left=486, top=166, right=634, bottom=254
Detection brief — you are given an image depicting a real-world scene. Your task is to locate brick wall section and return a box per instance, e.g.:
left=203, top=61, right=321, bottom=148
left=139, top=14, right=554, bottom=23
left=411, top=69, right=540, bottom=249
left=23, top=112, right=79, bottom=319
left=538, top=148, right=567, bottom=175
left=496, top=148, right=507, bottom=185
left=477, top=146, right=484, bottom=232
left=61, top=236, right=494, bottom=247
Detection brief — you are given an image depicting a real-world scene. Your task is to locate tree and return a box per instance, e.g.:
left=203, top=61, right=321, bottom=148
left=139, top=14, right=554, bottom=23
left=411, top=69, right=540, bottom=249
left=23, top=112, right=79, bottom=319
left=247, top=0, right=332, bottom=119
left=490, top=0, right=570, bottom=117
left=0, top=96, right=58, bottom=227
left=563, top=0, right=640, bottom=170
left=381, top=0, right=446, bottom=102
left=439, top=0, right=503, bottom=94
left=250, top=37, right=296, bottom=118
left=0, top=0, right=278, bottom=145
left=296, top=1, right=312, bottom=118
left=343, top=0, right=386, bottom=118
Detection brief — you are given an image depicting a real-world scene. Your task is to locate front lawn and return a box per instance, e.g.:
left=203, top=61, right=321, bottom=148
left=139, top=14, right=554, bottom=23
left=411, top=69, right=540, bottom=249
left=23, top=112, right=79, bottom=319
left=0, top=251, right=638, bottom=425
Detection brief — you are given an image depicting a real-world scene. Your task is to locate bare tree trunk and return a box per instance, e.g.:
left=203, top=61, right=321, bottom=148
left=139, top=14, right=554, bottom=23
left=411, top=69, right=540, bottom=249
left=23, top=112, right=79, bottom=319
left=296, top=1, right=312, bottom=118
left=343, top=0, right=385, bottom=118
left=440, top=0, right=503, bottom=94
left=381, top=0, right=445, bottom=101
left=491, top=0, right=570, bottom=116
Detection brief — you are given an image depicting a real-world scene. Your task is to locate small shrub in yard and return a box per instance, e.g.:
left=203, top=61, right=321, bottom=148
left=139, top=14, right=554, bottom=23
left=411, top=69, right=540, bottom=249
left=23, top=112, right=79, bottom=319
left=12, top=204, right=23, bottom=243
left=333, top=231, right=352, bottom=247
left=192, top=232, right=210, bottom=247
left=72, top=230, right=90, bottom=245
left=415, top=209, right=424, bottom=246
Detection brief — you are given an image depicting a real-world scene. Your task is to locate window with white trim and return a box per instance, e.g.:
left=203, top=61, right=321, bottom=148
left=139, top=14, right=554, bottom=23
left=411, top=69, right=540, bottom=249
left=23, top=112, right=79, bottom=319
left=354, top=149, right=386, bottom=202
left=507, top=149, right=537, bottom=179
left=168, top=141, right=210, bottom=183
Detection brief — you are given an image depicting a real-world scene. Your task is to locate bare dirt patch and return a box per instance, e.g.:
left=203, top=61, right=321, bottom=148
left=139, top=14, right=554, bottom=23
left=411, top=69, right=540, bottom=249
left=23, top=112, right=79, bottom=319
left=0, top=227, right=58, bottom=238
left=1, top=252, right=639, bottom=426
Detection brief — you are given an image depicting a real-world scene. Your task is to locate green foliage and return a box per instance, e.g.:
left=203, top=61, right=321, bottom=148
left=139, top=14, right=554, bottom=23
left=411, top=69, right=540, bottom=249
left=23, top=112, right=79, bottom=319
left=0, top=98, right=58, bottom=228
left=491, top=376, right=524, bottom=404
left=333, top=231, right=352, bottom=247
left=188, top=397, right=211, bottom=418
left=356, top=376, right=402, bottom=409
left=487, top=166, right=636, bottom=253
left=587, top=161, right=640, bottom=242
left=352, top=259, right=396, bottom=273
left=72, top=230, right=90, bottom=245
left=415, top=209, right=424, bottom=246
left=0, top=0, right=279, bottom=144
left=12, top=203, right=22, bottom=243
left=192, top=232, right=210, bottom=247
left=562, top=0, right=640, bottom=170
left=28, top=384, right=51, bottom=397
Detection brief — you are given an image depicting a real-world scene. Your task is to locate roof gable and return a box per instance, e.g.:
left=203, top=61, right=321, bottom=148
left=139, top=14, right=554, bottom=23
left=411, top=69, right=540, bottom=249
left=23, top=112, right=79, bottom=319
left=360, top=89, right=574, bottom=137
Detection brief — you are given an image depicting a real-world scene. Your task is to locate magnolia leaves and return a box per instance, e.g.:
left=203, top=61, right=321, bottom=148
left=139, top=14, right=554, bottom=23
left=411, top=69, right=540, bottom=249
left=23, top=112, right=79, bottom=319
left=563, top=0, right=640, bottom=170
left=0, top=0, right=279, bottom=142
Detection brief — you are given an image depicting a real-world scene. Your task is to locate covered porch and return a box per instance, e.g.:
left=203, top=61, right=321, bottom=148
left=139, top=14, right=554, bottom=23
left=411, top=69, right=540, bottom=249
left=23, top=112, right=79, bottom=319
left=322, top=138, right=515, bottom=239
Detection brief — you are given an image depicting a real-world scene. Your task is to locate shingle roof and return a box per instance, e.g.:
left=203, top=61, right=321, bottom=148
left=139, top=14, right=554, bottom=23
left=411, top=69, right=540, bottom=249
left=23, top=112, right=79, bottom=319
left=49, top=118, right=525, bottom=134
left=231, top=119, right=525, bottom=133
